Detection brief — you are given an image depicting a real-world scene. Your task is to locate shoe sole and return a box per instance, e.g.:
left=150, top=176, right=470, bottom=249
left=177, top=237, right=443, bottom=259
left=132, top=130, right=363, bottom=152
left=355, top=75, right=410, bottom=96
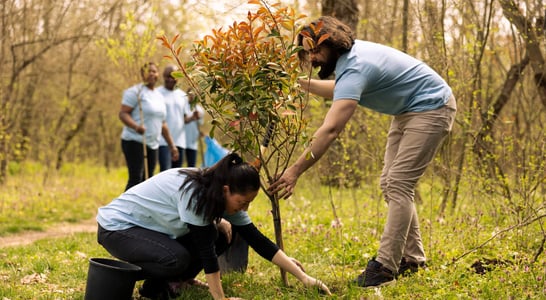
left=364, top=278, right=396, bottom=289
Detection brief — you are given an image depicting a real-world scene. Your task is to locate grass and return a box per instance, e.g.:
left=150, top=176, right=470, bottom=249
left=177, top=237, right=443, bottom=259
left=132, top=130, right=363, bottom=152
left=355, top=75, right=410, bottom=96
left=0, top=161, right=126, bottom=236
left=0, top=162, right=545, bottom=299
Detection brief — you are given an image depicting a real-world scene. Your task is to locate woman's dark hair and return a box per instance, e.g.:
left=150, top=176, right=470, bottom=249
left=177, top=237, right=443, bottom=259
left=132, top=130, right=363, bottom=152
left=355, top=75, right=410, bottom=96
left=297, top=16, right=355, bottom=67
left=178, top=152, right=260, bottom=223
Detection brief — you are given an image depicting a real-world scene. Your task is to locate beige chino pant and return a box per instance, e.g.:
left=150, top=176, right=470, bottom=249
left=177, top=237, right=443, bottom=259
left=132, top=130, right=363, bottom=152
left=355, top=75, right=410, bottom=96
left=376, top=95, right=456, bottom=273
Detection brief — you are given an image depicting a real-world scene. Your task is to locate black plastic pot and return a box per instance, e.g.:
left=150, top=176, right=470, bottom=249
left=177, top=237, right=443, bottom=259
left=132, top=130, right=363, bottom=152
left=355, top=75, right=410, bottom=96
left=218, top=232, right=248, bottom=274
left=84, top=258, right=142, bottom=300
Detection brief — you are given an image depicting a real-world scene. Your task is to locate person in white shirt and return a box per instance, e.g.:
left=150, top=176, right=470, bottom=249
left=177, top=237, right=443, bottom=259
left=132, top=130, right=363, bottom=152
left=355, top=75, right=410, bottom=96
left=183, top=89, right=205, bottom=167
left=119, top=62, right=178, bottom=190
left=96, top=153, right=331, bottom=299
left=157, top=65, right=192, bottom=172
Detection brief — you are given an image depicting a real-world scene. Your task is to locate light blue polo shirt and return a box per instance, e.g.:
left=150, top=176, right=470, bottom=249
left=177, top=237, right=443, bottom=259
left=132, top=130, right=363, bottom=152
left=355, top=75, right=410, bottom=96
left=120, top=83, right=167, bottom=149
left=96, top=168, right=252, bottom=239
left=334, top=40, right=452, bottom=115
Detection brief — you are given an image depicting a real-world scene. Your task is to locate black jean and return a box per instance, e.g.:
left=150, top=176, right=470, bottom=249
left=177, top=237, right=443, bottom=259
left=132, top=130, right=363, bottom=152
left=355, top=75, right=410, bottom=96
left=158, top=145, right=183, bottom=172
left=184, top=148, right=198, bottom=167
left=121, top=139, right=158, bottom=191
left=97, top=225, right=228, bottom=281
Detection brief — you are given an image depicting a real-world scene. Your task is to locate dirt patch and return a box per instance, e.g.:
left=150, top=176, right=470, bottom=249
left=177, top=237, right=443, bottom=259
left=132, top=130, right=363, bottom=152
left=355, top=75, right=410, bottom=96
left=0, top=217, right=98, bottom=248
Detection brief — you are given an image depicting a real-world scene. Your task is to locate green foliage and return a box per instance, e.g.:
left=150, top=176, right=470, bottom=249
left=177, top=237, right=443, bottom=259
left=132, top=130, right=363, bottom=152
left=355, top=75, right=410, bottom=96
left=97, top=11, right=161, bottom=83
left=316, top=107, right=390, bottom=188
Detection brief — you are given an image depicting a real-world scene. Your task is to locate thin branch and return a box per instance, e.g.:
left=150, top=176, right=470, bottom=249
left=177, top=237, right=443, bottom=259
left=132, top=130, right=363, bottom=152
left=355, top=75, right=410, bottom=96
left=452, top=213, right=546, bottom=262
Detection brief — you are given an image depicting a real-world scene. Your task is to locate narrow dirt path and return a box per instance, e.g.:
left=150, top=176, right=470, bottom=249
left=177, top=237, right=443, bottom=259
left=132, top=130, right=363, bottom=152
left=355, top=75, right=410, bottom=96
left=0, top=217, right=97, bottom=248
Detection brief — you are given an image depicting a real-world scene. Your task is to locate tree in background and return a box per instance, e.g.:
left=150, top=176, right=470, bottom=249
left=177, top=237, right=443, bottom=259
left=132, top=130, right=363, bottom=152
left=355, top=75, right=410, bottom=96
left=0, top=0, right=129, bottom=184
left=1, top=0, right=544, bottom=259
left=98, top=11, right=159, bottom=179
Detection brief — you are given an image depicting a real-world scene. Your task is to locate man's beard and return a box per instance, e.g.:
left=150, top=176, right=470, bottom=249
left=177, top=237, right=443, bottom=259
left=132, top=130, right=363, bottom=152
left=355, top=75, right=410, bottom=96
left=316, top=52, right=338, bottom=79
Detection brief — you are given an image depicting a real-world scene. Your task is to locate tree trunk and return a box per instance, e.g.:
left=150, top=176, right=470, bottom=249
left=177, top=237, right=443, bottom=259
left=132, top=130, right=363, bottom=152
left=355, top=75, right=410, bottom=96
left=499, top=0, right=546, bottom=107
left=322, top=0, right=359, bottom=31
left=401, top=0, right=409, bottom=52
left=269, top=193, right=288, bottom=285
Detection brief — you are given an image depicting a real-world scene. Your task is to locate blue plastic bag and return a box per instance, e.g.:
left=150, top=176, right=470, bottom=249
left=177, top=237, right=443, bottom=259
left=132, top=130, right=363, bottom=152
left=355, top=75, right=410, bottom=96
left=203, top=136, right=229, bottom=167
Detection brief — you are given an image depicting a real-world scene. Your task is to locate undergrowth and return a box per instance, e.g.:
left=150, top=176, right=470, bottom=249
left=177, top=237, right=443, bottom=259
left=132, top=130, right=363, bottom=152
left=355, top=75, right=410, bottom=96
left=0, top=162, right=544, bottom=299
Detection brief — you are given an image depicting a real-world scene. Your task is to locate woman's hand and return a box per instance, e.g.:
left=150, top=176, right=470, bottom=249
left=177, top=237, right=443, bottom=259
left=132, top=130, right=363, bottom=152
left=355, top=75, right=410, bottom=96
left=271, top=251, right=332, bottom=296
left=133, top=124, right=146, bottom=134
left=216, top=218, right=232, bottom=243
left=290, top=256, right=331, bottom=295
left=289, top=257, right=305, bottom=273
left=300, top=275, right=332, bottom=296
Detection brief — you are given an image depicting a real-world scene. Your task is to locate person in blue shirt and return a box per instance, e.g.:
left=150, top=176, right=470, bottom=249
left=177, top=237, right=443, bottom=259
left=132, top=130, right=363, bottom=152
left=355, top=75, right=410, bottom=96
left=269, top=16, right=457, bottom=288
left=96, top=152, right=331, bottom=300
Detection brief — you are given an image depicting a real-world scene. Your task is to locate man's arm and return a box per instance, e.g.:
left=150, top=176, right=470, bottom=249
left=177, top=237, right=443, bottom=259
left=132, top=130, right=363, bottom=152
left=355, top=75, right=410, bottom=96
left=298, top=78, right=335, bottom=99
left=269, top=99, right=358, bottom=198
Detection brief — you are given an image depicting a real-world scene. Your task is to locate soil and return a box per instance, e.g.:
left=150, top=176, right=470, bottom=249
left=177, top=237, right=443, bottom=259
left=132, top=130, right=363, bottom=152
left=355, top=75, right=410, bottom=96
left=0, top=217, right=98, bottom=248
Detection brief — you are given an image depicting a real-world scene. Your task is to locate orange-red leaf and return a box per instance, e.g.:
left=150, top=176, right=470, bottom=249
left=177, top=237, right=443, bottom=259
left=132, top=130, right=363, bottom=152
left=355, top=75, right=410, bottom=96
left=317, top=33, right=330, bottom=46
left=156, top=35, right=167, bottom=42
left=315, top=20, right=324, bottom=33
left=171, top=34, right=180, bottom=45
left=281, top=110, right=296, bottom=116
left=302, top=36, right=315, bottom=50
left=253, top=25, right=264, bottom=37
left=299, top=30, right=311, bottom=38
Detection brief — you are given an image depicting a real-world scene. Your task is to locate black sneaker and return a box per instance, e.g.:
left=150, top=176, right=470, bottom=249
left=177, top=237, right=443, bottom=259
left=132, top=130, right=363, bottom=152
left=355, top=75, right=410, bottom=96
left=398, top=257, right=427, bottom=277
left=138, top=279, right=172, bottom=300
left=355, top=258, right=396, bottom=288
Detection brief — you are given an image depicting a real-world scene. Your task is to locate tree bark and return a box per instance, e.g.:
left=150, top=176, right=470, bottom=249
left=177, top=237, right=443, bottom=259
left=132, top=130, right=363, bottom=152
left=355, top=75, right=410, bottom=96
left=322, top=0, right=359, bottom=31
left=499, top=0, right=546, bottom=107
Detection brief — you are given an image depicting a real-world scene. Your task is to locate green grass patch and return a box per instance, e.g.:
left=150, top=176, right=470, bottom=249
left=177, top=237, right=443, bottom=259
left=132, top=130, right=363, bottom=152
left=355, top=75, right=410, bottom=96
left=0, top=163, right=545, bottom=299
left=0, top=161, right=126, bottom=237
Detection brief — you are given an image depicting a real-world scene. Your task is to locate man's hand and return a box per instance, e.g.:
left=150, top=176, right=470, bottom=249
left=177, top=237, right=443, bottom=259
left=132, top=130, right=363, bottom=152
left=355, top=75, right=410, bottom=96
left=267, top=167, right=298, bottom=199
left=170, top=146, right=179, bottom=162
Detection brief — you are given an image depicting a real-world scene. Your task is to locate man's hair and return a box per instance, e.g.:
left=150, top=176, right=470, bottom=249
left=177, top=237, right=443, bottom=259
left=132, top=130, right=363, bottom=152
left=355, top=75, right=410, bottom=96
left=163, top=64, right=178, bottom=77
left=297, top=16, right=355, bottom=67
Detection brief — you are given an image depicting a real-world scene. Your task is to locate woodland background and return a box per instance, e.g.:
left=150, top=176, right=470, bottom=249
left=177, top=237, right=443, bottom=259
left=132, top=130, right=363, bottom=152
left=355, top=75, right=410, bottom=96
left=1, top=0, right=545, bottom=252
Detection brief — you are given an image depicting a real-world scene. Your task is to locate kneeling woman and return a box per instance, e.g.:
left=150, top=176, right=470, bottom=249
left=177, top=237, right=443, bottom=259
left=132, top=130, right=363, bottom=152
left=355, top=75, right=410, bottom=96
left=96, top=152, right=331, bottom=299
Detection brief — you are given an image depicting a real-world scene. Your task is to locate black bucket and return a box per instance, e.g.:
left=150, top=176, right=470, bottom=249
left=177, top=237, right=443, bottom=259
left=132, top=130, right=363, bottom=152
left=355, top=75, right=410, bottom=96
left=218, top=232, right=249, bottom=274
left=84, top=258, right=142, bottom=300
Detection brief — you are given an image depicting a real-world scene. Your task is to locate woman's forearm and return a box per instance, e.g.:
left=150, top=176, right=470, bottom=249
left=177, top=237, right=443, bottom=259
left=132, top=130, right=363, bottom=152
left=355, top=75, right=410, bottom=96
left=205, top=271, right=225, bottom=300
left=271, top=250, right=332, bottom=295
left=119, top=111, right=137, bottom=129
left=271, top=250, right=307, bottom=281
